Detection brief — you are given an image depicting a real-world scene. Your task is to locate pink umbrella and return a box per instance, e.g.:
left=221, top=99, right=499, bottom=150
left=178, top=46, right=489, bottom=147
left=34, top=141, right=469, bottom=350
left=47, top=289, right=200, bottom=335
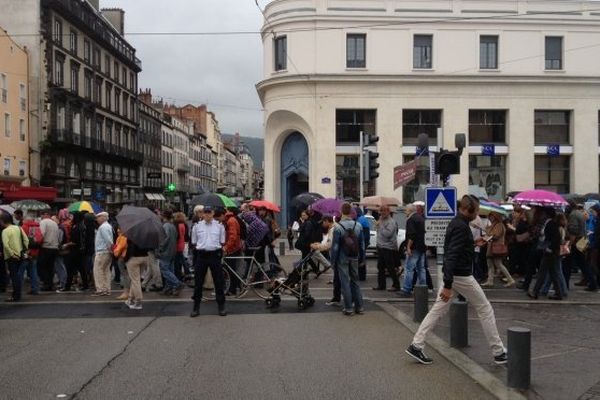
left=513, top=190, right=568, bottom=207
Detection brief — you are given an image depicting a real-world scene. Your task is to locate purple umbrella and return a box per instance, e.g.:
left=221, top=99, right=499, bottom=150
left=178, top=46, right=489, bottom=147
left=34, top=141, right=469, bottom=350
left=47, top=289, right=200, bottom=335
left=311, top=198, right=345, bottom=218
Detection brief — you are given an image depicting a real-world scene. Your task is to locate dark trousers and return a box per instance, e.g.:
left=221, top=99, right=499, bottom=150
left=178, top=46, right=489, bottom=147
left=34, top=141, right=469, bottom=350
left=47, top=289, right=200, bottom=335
left=523, top=248, right=542, bottom=290
left=225, top=250, right=242, bottom=294
left=377, top=247, right=400, bottom=289
left=569, top=247, right=597, bottom=289
left=65, top=252, right=88, bottom=290
left=192, top=250, right=225, bottom=308
left=38, top=248, right=58, bottom=289
left=533, top=253, right=563, bottom=297
left=0, top=259, right=8, bottom=291
left=7, top=259, right=25, bottom=300
left=413, top=258, right=434, bottom=290
left=510, top=243, right=530, bottom=276
left=173, top=252, right=186, bottom=280
left=332, top=263, right=342, bottom=301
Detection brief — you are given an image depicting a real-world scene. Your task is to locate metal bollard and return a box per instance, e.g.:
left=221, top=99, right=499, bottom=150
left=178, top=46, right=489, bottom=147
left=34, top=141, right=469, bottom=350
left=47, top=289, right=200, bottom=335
left=450, top=300, right=468, bottom=348
left=507, top=327, right=531, bottom=390
left=413, top=285, right=429, bottom=322
left=279, top=241, right=286, bottom=256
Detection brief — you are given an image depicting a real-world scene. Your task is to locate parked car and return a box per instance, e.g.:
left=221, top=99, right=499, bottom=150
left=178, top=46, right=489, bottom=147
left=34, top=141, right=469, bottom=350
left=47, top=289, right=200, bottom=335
left=364, top=215, right=407, bottom=259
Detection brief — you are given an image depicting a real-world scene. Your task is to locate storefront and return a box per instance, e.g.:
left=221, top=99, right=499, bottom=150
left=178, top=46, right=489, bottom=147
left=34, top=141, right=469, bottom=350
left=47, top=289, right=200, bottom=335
left=0, top=182, right=57, bottom=204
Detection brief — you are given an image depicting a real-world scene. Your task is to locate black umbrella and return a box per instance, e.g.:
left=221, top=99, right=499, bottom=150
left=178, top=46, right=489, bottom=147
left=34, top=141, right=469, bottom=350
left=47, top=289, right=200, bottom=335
left=584, top=193, right=600, bottom=201
left=116, top=206, right=165, bottom=249
left=290, top=192, right=324, bottom=209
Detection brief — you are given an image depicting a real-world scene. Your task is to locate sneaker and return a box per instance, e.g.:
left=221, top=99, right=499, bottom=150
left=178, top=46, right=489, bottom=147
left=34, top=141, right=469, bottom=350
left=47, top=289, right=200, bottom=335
left=405, top=344, right=433, bottom=365
left=355, top=308, right=365, bottom=315
left=325, top=299, right=341, bottom=307
left=494, top=352, right=508, bottom=365
left=124, top=299, right=133, bottom=307
left=342, top=309, right=354, bottom=316
left=128, top=302, right=142, bottom=310
left=396, top=291, right=412, bottom=298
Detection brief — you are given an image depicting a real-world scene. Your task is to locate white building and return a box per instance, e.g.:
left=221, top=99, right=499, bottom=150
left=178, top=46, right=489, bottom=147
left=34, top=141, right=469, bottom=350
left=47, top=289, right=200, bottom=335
left=257, top=0, right=600, bottom=223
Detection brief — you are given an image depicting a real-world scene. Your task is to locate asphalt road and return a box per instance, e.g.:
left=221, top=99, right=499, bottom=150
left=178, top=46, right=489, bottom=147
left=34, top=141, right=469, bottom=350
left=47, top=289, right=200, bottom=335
left=0, top=301, right=495, bottom=400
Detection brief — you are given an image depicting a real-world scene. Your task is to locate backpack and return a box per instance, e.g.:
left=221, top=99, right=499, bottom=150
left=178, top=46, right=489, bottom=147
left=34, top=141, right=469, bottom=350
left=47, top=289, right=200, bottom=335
left=234, top=215, right=248, bottom=241
left=341, top=222, right=360, bottom=258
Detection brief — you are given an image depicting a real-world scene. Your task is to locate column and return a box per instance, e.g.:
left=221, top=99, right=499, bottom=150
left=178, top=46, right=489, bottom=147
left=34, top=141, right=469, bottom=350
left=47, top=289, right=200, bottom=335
left=443, top=102, right=469, bottom=195
left=507, top=104, right=535, bottom=192
left=573, top=105, right=599, bottom=194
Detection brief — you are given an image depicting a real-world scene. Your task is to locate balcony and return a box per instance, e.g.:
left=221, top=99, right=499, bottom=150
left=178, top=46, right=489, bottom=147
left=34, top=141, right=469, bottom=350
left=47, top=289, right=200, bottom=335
left=47, top=129, right=143, bottom=163
left=175, top=159, right=191, bottom=173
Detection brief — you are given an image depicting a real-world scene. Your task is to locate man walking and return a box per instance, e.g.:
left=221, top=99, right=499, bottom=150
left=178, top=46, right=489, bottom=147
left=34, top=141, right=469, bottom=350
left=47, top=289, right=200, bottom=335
left=156, top=210, right=184, bottom=296
left=406, top=195, right=507, bottom=365
left=190, top=206, right=226, bottom=317
left=218, top=208, right=243, bottom=296
left=310, top=215, right=339, bottom=306
left=401, top=204, right=427, bottom=296
left=92, top=212, right=114, bottom=296
left=1, top=213, right=28, bottom=301
left=373, top=205, right=400, bottom=292
left=330, top=203, right=365, bottom=316
left=38, top=211, right=60, bottom=291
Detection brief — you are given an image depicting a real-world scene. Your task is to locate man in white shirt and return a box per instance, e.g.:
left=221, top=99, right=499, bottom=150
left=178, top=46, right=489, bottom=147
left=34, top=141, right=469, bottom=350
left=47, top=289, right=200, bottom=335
left=92, top=212, right=114, bottom=296
left=38, top=211, right=60, bottom=291
left=190, top=206, right=226, bottom=317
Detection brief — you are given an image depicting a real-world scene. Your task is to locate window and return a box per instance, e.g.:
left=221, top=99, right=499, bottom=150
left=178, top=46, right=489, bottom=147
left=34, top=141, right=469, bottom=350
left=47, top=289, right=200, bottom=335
left=114, top=61, right=119, bottom=81
left=115, top=89, right=121, bottom=114
left=335, top=155, right=375, bottom=200
left=18, top=83, right=26, bottom=112
left=4, top=158, right=11, bottom=175
left=0, top=73, right=6, bottom=103
left=85, top=161, right=93, bottom=178
left=469, top=110, right=506, bottom=144
left=402, top=110, right=441, bottom=145
left=130, top=98, right=135, bottom=121
left=84, top=40, right=91, bottom=62
left=4, top=113, right=10, bottom=137
left=72, top=112, right=80, bottom=134
left=413, top=35, right=433, bottom=69
left=335, top=109, right=376, bottom=144
left=274, top=36, right=287, bottom=71
left=480, top=35, right=498, bottom=69
left=346, top=34, right=366, bottom=68
left=57, top=106, right=65, bottom=129
left=19, top=119, right=25, bottom=141
left=535, top=155, right=570, bottom=194
left=545, top=37, right=563, bottom=70
left=54, top=53, right=64, bottom=86
left=53, top=19, right=63, bottom=45
left=94, top=78, right=102, bottom=105
left=129, top=72, right=134, bottom=91
left=469, top=155, right=506, bottom=202
left=122, top=67, right=127, bottom=87
left=69, top=30, right=78, bottom=54
left=70, top=63, right=79, bottom=93
left=18, top=161, right=26, bottom=177
left=105, top=55, right=111, bottom=76
left=535, top=110, right=570, bottom=144
left=84, top=70, right=92, bottom=99
left=93, top=48, right=101, bottom=69
left=123, top=93, right=128, bottom=118
left=96, top=163, right=103, bottom=180
left=105, top=84, right=112, bottom=110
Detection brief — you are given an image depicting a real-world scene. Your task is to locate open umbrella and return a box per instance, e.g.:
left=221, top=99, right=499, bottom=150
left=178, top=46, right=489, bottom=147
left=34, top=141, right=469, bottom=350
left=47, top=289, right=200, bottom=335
left=116, top=206, right=165, bottom=249
left=10, top=199, right=50, bottom=212
left=249, top=200, right=281, bottom=213
left=68, top=201, right=103, bottom=214
left=290, top=192, right=324, bottom=209
left=311, top=198, right=344, bottom=217
left=360, top=196, right=400, bottom=210
left=479, top=200, right=509, bottom=217
left=190, top=193, right=236, bottom=209
left=0, top=204, right=15, bottom=215
left=513, top=190, right=567, bottom=208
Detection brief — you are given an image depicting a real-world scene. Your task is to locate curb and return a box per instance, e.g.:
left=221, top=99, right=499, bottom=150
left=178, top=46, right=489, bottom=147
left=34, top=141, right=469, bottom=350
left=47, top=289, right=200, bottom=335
left=376, top=302, right=529, bottom=400
left=384, top=298, right=600, bottom=306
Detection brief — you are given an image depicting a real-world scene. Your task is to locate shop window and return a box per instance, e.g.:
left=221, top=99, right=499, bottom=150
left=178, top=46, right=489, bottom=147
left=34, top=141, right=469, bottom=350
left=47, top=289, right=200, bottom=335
left=336, top=109, right=376, bottom=144
left=403, top=110, right=441, bottom=146
left=534, top=110, right=570, bottom=145
left=469, top=155, right=506, bottom=202
left=469, top=110, right=506, bottom=144
left=535, top=155, right=570, bottom=194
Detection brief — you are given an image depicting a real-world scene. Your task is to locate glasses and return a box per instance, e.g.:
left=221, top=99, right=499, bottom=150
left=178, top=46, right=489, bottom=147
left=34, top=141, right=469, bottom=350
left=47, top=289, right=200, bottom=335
left=203, top=210, right=213, bottom=214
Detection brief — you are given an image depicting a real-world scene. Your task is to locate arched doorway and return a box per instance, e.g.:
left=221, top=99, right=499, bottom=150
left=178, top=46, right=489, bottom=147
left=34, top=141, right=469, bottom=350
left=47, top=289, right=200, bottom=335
left=280, top=132, right=309, bottom=227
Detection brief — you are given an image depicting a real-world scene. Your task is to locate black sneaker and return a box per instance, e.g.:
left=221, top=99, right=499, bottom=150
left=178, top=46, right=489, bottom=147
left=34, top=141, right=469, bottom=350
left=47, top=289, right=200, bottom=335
left=325, top=299, right=341, bottom=307
left=405, top=344, right=433, bottom=365
left=494, top=352, right=508, bottom=365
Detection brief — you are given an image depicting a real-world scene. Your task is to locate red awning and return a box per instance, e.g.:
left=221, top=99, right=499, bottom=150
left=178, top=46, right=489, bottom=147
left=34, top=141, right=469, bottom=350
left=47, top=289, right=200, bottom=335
left=1, top=186, right=57, bottom=202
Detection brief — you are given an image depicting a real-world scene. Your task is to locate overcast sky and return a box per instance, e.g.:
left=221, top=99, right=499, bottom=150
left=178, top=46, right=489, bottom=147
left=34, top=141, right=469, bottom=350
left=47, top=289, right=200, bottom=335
left=101, top=0, right=269, bottom=138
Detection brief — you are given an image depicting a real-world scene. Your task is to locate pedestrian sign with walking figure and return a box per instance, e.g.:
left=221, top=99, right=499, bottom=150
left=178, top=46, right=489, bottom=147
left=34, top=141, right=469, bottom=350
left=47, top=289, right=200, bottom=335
left=425, top=187, right=457, bottom=219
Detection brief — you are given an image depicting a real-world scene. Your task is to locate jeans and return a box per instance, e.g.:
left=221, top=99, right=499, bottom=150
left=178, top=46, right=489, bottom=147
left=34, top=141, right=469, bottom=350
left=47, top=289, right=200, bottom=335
left=25, top=258, right=40, bottom=293
left=6, top=259, right=26, bottom=300
left=533, top=253, right=564, bottom=298
left=158, top=259, right=181, bottom=290
left=377, top=247, right=400, bottom=289
left=570, top=247, right=597, bottom=290
left=413, top=275, right=505, bottom=357
left=0, top=258, right=7, bottom=291
left=173, top=251, right=187, bottom=280
left=337, top=259, right=363, bottom=312
left=193, top=250, right=225, bottom=308
left=402, top=250, right=426, bottom=293
left=38, top=248, right=58, bottom=289
left=54, top=256, right=67, bottom=289
left=541, top=258, right=568, bottom=296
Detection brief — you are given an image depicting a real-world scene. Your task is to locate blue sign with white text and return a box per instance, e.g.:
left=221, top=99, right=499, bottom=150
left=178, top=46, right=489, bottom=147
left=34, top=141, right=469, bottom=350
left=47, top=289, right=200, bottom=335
left=547, top=144, right=560, bottom=157
left=482, top=144, right=495, bottom=156
left=425, top=187, right=457, bottom=219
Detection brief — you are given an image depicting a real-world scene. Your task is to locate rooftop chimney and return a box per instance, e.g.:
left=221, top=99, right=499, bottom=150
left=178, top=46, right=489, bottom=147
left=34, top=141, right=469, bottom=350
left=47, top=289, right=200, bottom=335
left=101, top=8, right=125, bottom=36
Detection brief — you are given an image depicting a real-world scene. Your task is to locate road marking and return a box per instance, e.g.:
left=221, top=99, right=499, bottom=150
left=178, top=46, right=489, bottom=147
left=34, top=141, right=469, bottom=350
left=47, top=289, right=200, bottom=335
left=531, top=347, right=586, bottom=361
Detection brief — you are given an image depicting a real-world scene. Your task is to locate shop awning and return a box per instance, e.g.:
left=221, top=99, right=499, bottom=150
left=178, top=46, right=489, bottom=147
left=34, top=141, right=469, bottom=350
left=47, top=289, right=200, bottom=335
left=0, top=185, right=57, bottom=202
left=144, top=193, right=166, bottom=201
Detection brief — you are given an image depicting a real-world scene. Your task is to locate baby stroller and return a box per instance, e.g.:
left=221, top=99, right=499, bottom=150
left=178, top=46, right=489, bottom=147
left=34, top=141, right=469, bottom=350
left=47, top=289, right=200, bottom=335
left=265, top=251, right=318, bottom=310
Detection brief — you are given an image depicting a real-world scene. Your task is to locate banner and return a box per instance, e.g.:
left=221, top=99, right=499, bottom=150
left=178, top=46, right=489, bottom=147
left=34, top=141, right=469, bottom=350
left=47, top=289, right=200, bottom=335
left=393, top=160, right=417, bottom=189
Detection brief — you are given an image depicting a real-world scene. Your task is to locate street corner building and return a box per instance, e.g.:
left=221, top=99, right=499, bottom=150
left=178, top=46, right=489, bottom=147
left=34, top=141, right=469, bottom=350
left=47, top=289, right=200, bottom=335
left=256, top=0, right=600, bottom=223
left=0, top=0, right=142, bottom=207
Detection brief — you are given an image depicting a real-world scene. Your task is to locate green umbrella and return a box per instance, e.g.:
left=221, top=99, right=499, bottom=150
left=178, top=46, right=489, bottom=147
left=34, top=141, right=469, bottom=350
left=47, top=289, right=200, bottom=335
left=216, top=194, right=237, bottom=208
left=10, top=199, right=51, bottom=212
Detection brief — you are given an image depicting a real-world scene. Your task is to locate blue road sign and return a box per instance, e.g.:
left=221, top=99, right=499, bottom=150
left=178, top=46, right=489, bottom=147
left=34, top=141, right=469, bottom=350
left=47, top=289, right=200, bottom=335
left=547, top=144, right=560, bottom=157
left=425, top=187, right=457, bottom=218
left=482, top=144, right=495, bottom=156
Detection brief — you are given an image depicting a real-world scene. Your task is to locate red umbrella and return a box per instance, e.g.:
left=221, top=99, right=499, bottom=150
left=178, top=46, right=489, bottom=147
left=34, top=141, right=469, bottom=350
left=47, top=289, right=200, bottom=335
left=250, top=200, right=281, bottom=213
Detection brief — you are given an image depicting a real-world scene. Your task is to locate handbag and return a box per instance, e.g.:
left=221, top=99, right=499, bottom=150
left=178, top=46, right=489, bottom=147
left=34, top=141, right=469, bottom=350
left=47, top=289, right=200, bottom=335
left=576, top=237, right=589, bottom=253
left=490, top=241, right=508, bottom=258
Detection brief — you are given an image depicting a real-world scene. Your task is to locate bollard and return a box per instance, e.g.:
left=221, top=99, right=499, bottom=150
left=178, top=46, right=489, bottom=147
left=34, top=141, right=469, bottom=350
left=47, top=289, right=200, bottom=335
left=450, top=300, right=468, bottom=348
left=413, top=285, right=429, bottom=322
left=507, top=327, right=531, bottom=390
left=279, top=241, right=286, bottom=257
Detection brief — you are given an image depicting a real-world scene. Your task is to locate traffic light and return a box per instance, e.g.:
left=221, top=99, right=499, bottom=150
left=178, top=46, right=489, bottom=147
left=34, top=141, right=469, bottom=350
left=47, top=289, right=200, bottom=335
left=363, top=132, right=379, bottom=147
left=167, top=183, right=176, bottom=192
left=363, top=150, right=380, bottom=181
left=435, top=150, right=460, bottom=176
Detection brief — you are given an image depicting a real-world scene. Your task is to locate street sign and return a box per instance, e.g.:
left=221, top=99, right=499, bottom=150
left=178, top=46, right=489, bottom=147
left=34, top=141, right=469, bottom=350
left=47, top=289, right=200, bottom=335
left=425, top=187, right=457, bottom=218
left=425, top=219, right=451, bottom=247
left=547, top=144, right=560, bottom=157
left=147, top=172, right=161, bottom=179
left=482, top=144, right=495, bottom=156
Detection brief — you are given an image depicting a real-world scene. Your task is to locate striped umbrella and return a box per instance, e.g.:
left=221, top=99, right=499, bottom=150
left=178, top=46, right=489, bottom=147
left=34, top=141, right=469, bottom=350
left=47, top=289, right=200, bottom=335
left=479, top=200, right=508, bottom=217
left=10, top=199, right=50, bottom=212
left=68, top=201, right=103, bottom=214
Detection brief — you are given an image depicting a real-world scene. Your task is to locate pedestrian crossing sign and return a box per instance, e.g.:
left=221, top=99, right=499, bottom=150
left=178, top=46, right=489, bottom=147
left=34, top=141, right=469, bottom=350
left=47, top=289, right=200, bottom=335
left=425, top=187, right=457, bottom=218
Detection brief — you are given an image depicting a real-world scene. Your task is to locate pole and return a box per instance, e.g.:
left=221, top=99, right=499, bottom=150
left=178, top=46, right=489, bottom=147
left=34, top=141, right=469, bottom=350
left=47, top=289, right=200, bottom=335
left=450, top=299, right=469, bottom=348
left=413, top=285, right=429, bottom=322
left=507, top=327, right=531, bottom=390
left=359, top=130, right=364, bottom=200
